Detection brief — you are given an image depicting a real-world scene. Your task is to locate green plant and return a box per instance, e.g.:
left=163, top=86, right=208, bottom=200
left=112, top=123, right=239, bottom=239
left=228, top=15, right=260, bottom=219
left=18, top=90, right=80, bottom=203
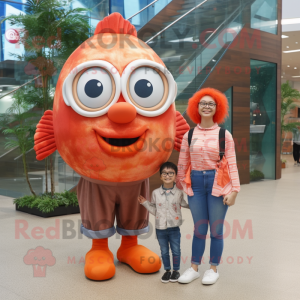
left=0, top=91, right=39, bottom=196
left=281, top=159, right=286, bottom=163
left=1, top=0, right=91, bottom=196
left=14, top=191, right=78, bottom=213
left=250, top=170, right=265, bottom=181
left=281, top=81, right=300, bottom=154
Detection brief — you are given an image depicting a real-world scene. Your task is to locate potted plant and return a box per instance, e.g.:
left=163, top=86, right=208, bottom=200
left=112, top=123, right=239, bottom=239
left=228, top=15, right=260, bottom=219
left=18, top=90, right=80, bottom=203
left=281, top=159, right=286, bottom=169
left=281, top=81, right=300, bottom=155
left=250, top=169, right=265, bottom=181
left=0, top=0, right=90, bottom=216
left=14, top=190, right=79, bottom=218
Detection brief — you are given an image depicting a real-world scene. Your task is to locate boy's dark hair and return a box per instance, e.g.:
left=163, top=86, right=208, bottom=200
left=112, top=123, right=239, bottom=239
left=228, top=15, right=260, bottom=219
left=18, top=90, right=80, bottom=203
left=160, top=162, right=178, bottom=175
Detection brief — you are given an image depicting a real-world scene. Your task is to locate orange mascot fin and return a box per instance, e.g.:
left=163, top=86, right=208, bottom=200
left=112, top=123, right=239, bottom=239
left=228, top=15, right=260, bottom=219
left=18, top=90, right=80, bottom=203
left=174, top=111, right=190, bottom=151
left=34, top=110, right=57, bottom=160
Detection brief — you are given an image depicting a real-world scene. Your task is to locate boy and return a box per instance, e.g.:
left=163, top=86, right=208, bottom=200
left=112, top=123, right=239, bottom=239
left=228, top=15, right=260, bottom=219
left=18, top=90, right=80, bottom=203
left=138, top=162, right=189, bottom=283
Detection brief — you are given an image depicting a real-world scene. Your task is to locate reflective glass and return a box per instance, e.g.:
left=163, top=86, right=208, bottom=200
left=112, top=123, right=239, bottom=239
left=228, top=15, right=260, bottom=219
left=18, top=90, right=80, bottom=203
left=251, top=0, right=278, bottom=34
left=250, top=60, right=276, bottom=181
left=148, top=0, right=248, bottom=114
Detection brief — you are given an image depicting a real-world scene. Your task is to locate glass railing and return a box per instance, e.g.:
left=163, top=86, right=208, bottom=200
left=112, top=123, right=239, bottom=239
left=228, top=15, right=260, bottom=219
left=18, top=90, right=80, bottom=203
left=112, top=0, right=172, bottom=32
left=0, top=0, right=257, bottom=197
left=147, top=0, right=254, bottom=113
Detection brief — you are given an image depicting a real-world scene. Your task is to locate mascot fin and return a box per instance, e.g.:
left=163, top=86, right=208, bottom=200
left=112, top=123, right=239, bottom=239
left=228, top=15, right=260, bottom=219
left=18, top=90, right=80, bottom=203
left=34, top=110, right=57, bottom=160
left=94, top=12, right=137, bottom=37
left=174, top=111, right=190, bottom=152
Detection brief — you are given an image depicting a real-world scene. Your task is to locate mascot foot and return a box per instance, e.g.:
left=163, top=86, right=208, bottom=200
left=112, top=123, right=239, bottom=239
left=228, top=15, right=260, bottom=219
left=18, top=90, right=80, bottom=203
left=117, top=235, right=161, bottom=273
left=85, top=238, right=115, bottom=280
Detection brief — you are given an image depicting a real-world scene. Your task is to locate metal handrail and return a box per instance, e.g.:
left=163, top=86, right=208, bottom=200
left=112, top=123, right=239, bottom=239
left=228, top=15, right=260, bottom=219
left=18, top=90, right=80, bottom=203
left=14, top=148, right=34, bottom=161
left=0, top=146, right=18, bottom=159
left=0, top=75, right=41, bottom=100
left=175, top=4, right=241, bottom=78
left=126, top=0, right=159, bottom=21
left=146, top=0, right=209, bottom=44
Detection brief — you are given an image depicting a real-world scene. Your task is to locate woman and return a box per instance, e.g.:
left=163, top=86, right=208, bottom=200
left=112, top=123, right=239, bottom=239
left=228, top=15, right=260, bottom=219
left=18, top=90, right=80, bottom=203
left=176, top=88, right=240, bottom=285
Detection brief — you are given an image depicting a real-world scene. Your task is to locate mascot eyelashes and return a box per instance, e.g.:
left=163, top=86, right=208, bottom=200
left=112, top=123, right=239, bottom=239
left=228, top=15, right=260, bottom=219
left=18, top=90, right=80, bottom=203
left=34, top=13, right=189, bottom=280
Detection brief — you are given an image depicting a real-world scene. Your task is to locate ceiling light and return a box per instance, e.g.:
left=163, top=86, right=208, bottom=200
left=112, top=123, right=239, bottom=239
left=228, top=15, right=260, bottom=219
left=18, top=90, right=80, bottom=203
left=282, top=35, right=289, bottom=38
left=295, top=67, right=298, bottom=69
left=282, top=18, right=300, bottom=25
left=287, top=46, right=289, bottom=48
left=296, top=42, right=299, bottom=44
left=283, top=49, right=300, bottom=53
left=281, top=76, right=283, bottom=78
left=292, top=76, right=300, bottom=78
left=287, top=65, right=290, bottom=67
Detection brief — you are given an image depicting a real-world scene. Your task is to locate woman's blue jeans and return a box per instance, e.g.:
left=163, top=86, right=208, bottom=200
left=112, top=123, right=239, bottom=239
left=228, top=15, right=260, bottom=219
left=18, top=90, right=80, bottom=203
left=188, top=169, right=228, bottom=266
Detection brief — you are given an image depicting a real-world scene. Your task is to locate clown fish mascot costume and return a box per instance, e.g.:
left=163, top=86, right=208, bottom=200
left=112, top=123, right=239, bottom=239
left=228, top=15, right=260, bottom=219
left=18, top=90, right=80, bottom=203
left=33, top=13, right=189, bottom=280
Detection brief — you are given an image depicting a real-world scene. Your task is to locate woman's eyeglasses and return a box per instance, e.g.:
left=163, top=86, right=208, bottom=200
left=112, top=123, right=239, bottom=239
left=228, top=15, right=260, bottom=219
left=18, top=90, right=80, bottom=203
left=198, top=102, right=216, bottom=108
left=161, top=172, right=175, bottom=177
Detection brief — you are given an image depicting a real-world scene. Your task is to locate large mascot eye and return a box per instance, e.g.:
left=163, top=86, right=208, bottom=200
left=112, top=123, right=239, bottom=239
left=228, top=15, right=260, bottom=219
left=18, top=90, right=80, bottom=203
left=128, top=67, right=165, bottom=108
left=74, top=67, right=114, bottom=109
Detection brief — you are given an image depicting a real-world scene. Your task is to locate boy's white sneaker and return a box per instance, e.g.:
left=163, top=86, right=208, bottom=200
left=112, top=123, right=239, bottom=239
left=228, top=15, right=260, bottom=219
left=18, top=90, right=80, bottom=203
left=202, top=269, right=219, bottom=285
left=178, top=267, right=200, bottom=284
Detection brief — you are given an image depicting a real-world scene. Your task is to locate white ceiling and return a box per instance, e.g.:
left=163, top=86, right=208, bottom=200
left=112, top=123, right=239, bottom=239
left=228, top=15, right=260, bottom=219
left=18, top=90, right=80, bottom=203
left=282, top=31, right=300, bottom=81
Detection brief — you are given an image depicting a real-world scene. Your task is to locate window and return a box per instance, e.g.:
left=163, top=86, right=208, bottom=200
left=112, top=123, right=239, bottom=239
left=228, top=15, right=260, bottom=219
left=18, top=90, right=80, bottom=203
left=250, top=60, right=276, bottom=181
left=251, top=0, right=278, bottom=35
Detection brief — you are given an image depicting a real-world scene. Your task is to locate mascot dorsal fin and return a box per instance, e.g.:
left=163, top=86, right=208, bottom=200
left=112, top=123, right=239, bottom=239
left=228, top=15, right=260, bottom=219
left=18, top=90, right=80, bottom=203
left=94, top=12, right=137, bottom=37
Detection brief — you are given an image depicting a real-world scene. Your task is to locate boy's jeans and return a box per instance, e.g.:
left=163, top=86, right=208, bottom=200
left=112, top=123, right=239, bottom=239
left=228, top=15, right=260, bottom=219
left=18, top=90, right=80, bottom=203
left=156, top=227, right=181, bottom=271
left=188, top=169, right=228, bottom=266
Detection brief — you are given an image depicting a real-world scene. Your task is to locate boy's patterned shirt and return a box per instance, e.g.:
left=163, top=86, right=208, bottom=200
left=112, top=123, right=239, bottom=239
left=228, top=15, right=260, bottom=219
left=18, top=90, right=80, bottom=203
left=141, top=184, right=189, bottom=229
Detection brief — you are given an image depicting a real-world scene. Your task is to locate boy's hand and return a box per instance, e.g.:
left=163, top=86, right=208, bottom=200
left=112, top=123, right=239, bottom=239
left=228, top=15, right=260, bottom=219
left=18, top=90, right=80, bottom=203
left=138, top=195, right=147, bottom=204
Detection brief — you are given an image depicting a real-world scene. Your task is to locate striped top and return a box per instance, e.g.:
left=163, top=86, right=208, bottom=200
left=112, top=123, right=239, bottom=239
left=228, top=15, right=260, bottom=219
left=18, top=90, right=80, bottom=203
left=176, top=123, right=240, bottom=197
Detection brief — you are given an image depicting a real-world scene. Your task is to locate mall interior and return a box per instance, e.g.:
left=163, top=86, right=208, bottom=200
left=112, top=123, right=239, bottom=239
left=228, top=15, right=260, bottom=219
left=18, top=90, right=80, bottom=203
left=0, top=1, right=300, bottom=300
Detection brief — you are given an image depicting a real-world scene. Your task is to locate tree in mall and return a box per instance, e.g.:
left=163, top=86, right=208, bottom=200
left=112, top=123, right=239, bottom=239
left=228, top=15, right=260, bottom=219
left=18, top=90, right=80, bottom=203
left=0, top=89, right=38, bottom=196
left=281, top=81, right=300, bottom=154
left=1, top=0, right=91, bottom=196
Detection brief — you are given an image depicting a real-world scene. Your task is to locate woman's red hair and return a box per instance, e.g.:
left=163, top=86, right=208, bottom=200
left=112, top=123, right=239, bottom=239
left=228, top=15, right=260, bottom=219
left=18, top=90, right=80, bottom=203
left=186, top=87, right=229, bottom=124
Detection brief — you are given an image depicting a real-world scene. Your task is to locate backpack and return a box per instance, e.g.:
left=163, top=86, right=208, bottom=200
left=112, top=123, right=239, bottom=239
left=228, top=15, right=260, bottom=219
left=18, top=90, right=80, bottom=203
left=186, top=127, right=230, bottom=188
left=187, top=127, right=226, bottom=161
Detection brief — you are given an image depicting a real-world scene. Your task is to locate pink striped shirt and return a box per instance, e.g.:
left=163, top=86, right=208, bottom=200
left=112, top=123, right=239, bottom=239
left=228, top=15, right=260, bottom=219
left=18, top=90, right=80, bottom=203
left=176, top=123, right=240, bottom=197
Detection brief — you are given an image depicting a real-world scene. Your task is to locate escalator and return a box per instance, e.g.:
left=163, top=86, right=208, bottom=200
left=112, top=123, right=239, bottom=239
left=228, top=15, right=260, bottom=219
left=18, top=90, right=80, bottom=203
left=0, top=0, right=256, bottom=197
left=136, top=0, right=255, bottom=113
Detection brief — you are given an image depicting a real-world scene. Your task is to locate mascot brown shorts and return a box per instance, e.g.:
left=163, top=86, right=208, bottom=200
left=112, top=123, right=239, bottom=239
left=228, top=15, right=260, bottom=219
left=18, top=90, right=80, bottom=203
left=77, top=176, right=150, bottom=239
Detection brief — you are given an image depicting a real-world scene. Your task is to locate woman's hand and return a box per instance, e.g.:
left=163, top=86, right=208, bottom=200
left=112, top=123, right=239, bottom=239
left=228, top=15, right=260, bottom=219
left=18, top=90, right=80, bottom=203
left=223, top=191, right=237, bottom=206
left=138, top=195, right=147, bottom=204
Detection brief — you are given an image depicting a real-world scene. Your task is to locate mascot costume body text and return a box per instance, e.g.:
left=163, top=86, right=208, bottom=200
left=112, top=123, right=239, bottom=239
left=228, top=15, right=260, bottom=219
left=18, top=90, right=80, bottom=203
left=34, top=13, right=189, bottom=280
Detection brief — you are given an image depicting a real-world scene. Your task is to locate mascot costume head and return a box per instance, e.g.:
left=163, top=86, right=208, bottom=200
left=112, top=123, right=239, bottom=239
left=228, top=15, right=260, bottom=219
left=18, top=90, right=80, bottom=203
left=34, top=13, right=189, bottom=280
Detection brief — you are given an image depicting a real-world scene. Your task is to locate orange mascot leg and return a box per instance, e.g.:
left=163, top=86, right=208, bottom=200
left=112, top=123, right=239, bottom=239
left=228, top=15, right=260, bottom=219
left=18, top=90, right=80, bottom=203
left=117, top=235, right=161, bottom=273
left=84, top=238, right=115, bottom=280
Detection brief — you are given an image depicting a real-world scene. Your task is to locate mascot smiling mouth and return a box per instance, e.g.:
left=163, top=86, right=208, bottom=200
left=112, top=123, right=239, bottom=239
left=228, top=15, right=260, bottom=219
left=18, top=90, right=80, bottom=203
left=95, top=130, right=147, bottom=156
left=101, top=136, right=140, bottom=147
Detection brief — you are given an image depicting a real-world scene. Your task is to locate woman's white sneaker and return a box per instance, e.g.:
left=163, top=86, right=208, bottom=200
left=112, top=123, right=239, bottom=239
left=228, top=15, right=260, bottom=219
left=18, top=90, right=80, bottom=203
left=178, top=267, right=200, bottom=284
left=202, top=269, right=219, bottom=285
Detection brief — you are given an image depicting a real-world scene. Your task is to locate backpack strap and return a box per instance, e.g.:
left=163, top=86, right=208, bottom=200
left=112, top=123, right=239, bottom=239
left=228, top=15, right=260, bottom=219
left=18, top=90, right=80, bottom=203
left=188, top=128, right=195, bottom=147
left=219, top=128, right=226, bottom=160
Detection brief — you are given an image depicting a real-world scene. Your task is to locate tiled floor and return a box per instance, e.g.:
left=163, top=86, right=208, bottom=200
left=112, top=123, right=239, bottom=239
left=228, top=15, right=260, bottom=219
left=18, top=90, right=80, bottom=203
left=0, top=155, right=300, bottom=300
